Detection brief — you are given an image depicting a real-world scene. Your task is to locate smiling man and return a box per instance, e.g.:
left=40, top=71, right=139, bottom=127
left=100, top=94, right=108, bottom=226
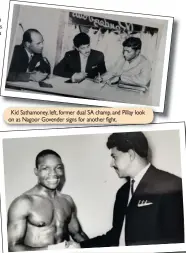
left=7, top=149, right=88, bottom=252
left=53, top=32, right=106, bottom=82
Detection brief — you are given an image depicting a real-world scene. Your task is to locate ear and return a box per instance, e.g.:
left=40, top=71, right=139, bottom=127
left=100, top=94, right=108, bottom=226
left=128, top=149, right=135, bottom=161
left=25, top=41, right=31, bottom=48
left=34, top=167, right=38, bottom=176
left=136, top=49, right=140, bottom=56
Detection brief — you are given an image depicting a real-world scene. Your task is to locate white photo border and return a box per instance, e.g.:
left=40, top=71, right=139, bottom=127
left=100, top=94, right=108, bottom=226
left=0, top=122, right=186, bottom=253
left=0, top=0, right=173, bottom=112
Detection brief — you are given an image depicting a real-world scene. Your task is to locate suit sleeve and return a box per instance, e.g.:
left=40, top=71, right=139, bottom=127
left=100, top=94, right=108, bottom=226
left=98, top=53, right=107, bottom=75
left=30, top=55, right=51, bottom=75
left=160, top=186, right=184, bottom=243
left=7, top=47, right=31, bottom=82
left=53, top=53, right=74, bottom=78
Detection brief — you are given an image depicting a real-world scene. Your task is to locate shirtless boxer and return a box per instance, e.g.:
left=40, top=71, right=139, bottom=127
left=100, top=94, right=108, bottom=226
left=7, top=149, right=88, bottom=251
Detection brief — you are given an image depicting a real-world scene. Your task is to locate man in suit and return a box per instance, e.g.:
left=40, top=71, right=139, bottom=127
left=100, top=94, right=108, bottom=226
left=7, top=29, right=51, bottom=82
left=53, top=32, right=106, bottom=83
left=69, top=131, right=184, bottom=248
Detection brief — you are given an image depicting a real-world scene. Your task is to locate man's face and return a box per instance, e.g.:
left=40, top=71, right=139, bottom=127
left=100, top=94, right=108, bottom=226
left=123, top=46, right=140, bottom=62
left=35, top=154, right=64, bottom=190
left=110, top=147, right=132, bottom=178
left=77, top=44, right=91, bottom=57
left=28, top=32, right=44, bottom=54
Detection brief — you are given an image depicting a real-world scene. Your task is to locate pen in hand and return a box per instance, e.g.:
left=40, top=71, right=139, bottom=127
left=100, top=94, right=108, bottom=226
left=98, top=72, right=101, bottom=84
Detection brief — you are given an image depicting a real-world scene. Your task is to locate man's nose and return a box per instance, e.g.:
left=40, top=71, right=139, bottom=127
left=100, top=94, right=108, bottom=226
left=110, top=159, right=114, bottom=167
left=48, top=169, right=57, bottom=176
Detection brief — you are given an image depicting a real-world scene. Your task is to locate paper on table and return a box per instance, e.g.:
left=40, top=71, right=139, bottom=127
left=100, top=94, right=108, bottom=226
left=48, top=241, right=68, bottom=250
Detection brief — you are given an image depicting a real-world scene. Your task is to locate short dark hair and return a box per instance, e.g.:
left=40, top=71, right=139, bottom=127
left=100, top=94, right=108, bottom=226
left=22, top=29, right=41, bottom=44
left=35, top=149, right=61, bottom=168
left=73, top=32, right=90, bottom=48
left=122, top=37, right=142, bottom=51
left=107, top=132, right=148, bottom=158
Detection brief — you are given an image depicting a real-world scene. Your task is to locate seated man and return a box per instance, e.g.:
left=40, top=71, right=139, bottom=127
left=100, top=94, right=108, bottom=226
left=99, top=37, right=151, bottom=88
left=7, top=29, right=51, bottom=82
left=53, top=32, right=107, bottom=83
left=7, top=149, right=88, bottom=251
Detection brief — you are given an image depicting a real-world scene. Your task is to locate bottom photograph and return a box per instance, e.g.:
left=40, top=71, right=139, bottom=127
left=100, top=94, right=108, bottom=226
left=0, top=122, right=185, bottom=253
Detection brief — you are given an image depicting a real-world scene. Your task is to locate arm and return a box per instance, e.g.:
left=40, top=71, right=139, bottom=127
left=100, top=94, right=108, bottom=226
left=97, top=53, right=107, bottom=75
left=8, top=196, right=47, bottom=251
left=160, top=187, right=184, bottom=243
left=53, top=53, right=74, bottom=78
left=7, top=47, right=31, bottom=82
left=67, top=196, right=88, bottom=242
left=120, top=61, right=151, bottom=87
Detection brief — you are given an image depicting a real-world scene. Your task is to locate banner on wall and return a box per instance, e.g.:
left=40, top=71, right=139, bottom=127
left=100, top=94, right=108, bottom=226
left=69, top=12, right=159, bottom=35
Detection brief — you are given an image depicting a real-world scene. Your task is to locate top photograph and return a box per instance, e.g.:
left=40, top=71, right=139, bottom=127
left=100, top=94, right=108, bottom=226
left=1, top=1, right=173, bottom=112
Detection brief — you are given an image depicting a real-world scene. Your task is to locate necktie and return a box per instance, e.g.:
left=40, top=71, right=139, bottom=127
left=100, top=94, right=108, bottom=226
left=131, top=179, right=135, bottom=196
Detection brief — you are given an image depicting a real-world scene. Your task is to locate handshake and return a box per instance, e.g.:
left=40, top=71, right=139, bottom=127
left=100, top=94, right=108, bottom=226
left=48, top=240, right=81, bottom=250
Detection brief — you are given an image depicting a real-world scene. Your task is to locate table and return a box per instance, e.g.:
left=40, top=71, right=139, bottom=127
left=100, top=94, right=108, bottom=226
left=5, top=75, right=154, bottom=106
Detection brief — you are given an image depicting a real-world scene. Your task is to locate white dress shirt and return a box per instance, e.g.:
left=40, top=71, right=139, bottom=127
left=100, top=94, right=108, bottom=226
left=119, top=163, right=151, bottom=246
left=71, top=53, right=88, bottom=82
left=80, top=53, right=88, bottom=72
left=25, top=48, right=34, bottom=72
left=25, top=48, right=33, bottom=62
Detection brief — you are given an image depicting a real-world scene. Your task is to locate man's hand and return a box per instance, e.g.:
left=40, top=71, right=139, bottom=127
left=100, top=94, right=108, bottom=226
left=29, top=71, right=48, bottom=82
left=94, top=74, right=103, bottom=83
left=71, top=72, right=87, bottom=83
left=67, top=241, right=81, bottom=249
left=48, top=241, right=69, bottom=250
left=106, top=76, right=120, bottom=86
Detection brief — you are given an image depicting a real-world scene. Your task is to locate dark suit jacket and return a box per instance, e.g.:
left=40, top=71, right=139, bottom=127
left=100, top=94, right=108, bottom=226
left=53, top=49, right=106, bottom=79
left=80, top=165, right=184, bottom=247
left=7, top=44, right=51, bottom=82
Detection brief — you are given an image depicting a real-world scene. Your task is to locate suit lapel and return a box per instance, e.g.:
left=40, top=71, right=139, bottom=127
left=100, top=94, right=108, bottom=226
left=113, top=180, right=130, bottom=231
left=22, top=47, right=29, bottom=65
left=76, top=51, right=81, bottom=72
left=127, top=165, right=156, bottom=208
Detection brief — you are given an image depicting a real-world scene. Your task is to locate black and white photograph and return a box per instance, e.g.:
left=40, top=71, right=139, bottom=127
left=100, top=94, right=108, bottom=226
left=0, top=123, right=185, bottom=253
left=1, top=1, right=173, bottom=112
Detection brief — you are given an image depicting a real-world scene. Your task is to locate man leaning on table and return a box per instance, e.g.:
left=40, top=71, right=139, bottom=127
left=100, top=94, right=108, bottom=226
left=7, top=29, right=51, bottom=82
left=97, top=37, right=152, bottom=88
left=53, top=32, right=107, bottom=83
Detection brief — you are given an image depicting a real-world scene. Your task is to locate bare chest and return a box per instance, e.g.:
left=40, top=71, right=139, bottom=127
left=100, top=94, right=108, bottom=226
left=28, top=196, right=72, bottom=229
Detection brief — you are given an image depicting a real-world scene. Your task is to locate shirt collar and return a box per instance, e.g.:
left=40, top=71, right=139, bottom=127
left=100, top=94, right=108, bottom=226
left=24, top=47, right=34, bottom=60
left=127, top=54, right=141, bottom=67
left=132, top=162, right=151, bottom=186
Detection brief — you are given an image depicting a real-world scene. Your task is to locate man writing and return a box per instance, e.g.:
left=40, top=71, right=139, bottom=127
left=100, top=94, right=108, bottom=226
left=70, top=132, right=184, bottom=248
left=97, top=37, right=151, bottom=88
left=7, top=29, right=51, bottom=82
left=7, top=149, right=88, bottom=251
left=53, top=32, right=106, bottom=83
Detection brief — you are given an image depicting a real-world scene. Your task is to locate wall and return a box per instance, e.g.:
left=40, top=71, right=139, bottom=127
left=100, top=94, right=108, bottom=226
left=8, top=4, right=62, bottom=73
left=3, top=129, right=182, bottom=237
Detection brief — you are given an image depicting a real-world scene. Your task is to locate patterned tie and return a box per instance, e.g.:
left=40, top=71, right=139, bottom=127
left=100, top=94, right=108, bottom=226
left=131, top=179, right=135, bottom=196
